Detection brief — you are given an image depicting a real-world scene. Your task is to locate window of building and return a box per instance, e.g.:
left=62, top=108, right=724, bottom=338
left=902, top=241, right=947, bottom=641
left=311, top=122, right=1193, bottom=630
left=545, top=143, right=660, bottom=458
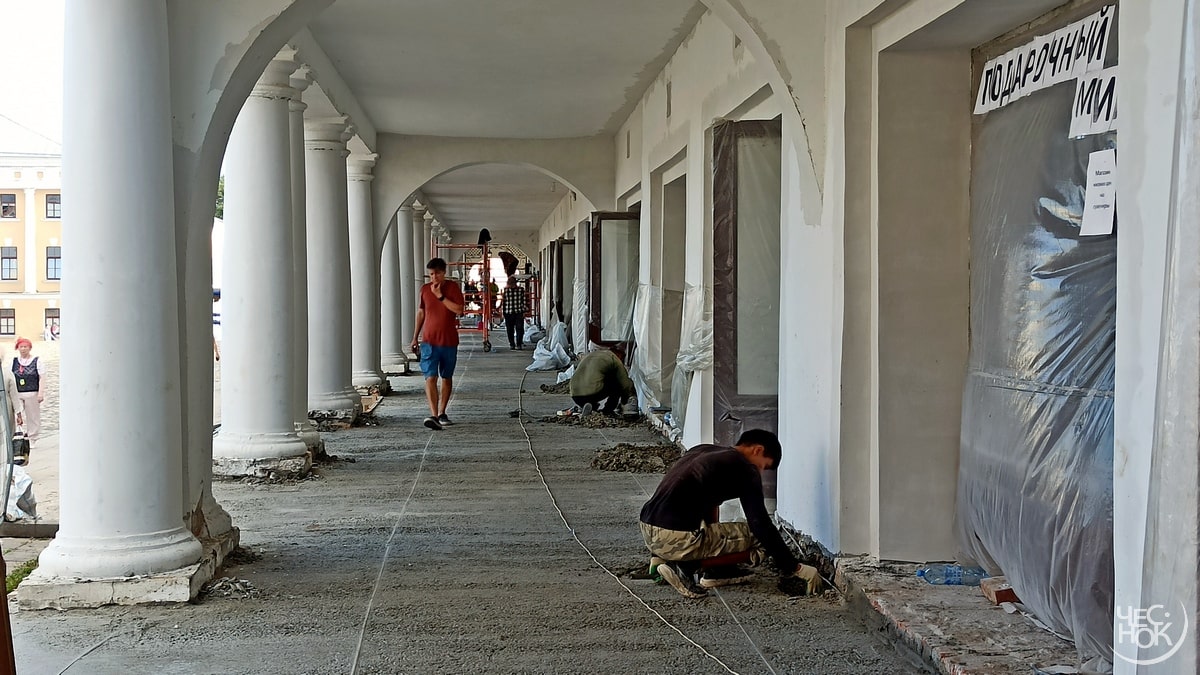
left=1, top=247, right=17, bottom=281
left=46, top=194, right=61, bottom=219
left=0, top=309, right=15, bottom=336
left=44, top=307, right=60, bottom=340
left=46, top=246, right=61, bottom=280
left=0, top=194, right=15, bottom=219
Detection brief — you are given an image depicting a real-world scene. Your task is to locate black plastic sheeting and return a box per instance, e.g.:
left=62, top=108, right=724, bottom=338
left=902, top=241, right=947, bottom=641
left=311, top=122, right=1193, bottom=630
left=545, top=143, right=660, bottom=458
left=957, top=72, right=1116, bottom=660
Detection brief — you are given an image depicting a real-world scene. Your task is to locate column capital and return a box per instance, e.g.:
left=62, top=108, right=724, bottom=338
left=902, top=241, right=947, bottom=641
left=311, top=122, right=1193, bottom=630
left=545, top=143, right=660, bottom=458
left=347, top=153, right=379, bottom=182
left=250, top=53, right=299, bottom=102
left=423, top=212, right=435, bottom=224
left=304, top=116, right=353, bottom=153
left=288, top=65, right=313, bottom=113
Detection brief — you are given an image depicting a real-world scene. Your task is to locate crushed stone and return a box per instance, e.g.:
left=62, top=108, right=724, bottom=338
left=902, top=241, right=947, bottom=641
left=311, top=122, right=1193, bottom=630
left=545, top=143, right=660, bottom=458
left=200, top=576, right=261, bottom=600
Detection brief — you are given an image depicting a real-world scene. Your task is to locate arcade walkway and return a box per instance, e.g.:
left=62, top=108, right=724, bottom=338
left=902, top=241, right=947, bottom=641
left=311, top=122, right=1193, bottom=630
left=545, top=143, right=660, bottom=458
left=9, top=336, right=923, bottom=674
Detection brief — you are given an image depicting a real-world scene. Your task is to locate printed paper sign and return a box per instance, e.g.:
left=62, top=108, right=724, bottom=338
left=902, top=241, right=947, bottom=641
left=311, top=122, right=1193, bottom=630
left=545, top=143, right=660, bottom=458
left=1080, top=149, right=1117, bottom=236
left=974, top=5, right=1114, bottom=114
left=1070, top=67, right=1118, bottom=136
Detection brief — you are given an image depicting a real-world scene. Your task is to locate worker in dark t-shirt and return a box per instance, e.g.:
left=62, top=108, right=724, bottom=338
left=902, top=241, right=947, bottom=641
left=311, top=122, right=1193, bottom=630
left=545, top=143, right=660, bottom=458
left=639, top=428, right=823, bottom=598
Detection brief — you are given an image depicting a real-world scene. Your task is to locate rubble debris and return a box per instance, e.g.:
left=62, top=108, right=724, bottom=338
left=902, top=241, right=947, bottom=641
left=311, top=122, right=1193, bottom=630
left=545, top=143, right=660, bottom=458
left=222, top=546, right=263, bottom=565
left=541, top=412, right=647, bottom=429
left=354, top=412, right=380, bottom=427
left=981, top=575, right=1020, bottom=604
left=539, top=381, right=570, bottom=395
left=590, top=443, right=680, bottom=473
left=201, top=576, right=261, bottom=600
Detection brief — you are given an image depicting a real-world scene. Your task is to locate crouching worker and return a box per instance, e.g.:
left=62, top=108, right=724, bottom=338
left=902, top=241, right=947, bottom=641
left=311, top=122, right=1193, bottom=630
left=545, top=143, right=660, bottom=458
left=569, top=348, right=637, bottom=416
left=638, top=428, right=823, bottom=598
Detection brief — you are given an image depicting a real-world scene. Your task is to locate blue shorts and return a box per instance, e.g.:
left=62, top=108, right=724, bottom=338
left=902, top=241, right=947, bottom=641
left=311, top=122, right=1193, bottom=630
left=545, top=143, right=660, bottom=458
left=420, top=344, right=458, bottom=379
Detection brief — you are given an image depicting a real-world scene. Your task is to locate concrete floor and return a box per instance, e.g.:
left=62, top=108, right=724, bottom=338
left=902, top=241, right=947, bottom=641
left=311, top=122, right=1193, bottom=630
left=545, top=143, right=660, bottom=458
left=7, top=335, right=929, bottom=674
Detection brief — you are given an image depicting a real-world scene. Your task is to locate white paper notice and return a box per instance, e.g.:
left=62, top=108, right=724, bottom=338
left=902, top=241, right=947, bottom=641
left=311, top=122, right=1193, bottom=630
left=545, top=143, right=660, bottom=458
left=1080, top=149, right=1116, bottom=236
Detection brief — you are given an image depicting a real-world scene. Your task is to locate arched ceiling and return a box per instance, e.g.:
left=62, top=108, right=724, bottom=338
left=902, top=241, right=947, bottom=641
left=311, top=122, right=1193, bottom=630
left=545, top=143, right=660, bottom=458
left=308, top=0, right=705, bottom=139
left=305, top=0, right=705, bottom=234
left=419, top=164, right=570, bottom=242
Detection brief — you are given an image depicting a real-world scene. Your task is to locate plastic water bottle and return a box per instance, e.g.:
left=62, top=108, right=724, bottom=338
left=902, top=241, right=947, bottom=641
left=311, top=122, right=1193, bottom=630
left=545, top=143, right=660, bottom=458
left=915, top=564, right=986, bottom=586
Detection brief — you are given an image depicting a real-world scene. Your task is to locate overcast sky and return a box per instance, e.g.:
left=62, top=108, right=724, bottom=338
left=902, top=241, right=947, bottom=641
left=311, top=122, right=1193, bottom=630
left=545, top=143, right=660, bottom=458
left=0, top=1, right=65, bottom=143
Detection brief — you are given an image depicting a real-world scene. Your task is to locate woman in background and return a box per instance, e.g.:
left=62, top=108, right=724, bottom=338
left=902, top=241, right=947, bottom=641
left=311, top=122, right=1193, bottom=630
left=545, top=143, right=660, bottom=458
left=11, top=338, right=43, bottom=444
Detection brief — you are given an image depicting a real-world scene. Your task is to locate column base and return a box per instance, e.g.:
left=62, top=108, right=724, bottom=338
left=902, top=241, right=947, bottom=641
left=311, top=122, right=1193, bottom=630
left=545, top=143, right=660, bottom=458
left=308, top=389, right=361, bottom=417
left=18, top=527, right=238, bottom=610
left=381, top=351, right=409, bottom=374
left=36, top=526, right=202, bottom=580
left=296, top=421, right=326, bottom=461
left=352, top=370, right=383, bottom=389
left=213, top=430, right=311, bottom=478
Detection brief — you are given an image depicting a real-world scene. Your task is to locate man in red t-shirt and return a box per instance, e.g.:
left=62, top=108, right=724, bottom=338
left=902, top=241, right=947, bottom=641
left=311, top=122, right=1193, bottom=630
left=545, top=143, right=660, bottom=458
left=410, top=258, right=465, bottom=430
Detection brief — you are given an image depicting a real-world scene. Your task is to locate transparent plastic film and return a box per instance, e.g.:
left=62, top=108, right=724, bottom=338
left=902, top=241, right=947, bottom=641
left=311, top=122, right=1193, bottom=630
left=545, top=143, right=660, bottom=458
left=597, top=217, right=639, bottom=345
left=630, top=284, right=665, bottom=410
left=711, top=119, right=782, bottom=445
left=571, top=277, right=588, bottom=352
left=957, top=77, right=1116, bottom=660
left=670, top=283, right=713, bottom=432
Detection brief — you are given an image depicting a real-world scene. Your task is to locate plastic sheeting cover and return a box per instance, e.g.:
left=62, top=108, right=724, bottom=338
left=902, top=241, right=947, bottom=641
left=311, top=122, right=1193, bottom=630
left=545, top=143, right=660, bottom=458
left=670, top=283, right=713, bottom=432
left=957, top=79, right=1115, bottom=659
left=630, top=284, right=665, bottom=410
left=712, top=119, right=782, bottom=447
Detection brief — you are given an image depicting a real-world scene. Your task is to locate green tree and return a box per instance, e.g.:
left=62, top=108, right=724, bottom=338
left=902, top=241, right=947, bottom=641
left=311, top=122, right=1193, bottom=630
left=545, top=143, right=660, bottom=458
left=215, top=175, right=225, bottom=219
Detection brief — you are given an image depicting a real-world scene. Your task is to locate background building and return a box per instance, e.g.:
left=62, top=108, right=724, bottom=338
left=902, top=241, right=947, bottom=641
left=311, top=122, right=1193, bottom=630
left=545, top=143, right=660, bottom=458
left=0, top=115, right=62, bottom=342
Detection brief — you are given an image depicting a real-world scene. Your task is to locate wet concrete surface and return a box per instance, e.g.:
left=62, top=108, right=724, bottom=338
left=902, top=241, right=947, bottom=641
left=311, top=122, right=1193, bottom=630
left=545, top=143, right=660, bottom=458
left=9, top=336, right=927, bottom=674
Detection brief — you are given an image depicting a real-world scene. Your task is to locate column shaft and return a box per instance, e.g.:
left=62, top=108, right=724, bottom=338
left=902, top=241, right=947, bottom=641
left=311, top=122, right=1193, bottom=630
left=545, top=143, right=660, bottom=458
left=348, top=155, right=383, bottom=389
left=305, top=118, right=360, bottom=416
left=396, top=206, right=416, bottom=355
left=380, top=215, right=406, bottom=370
left=41, top=0, right=200, bottom=579
left=289, top=71, right=322, bottom=453
left=411, top=206, right=427, bottom=313
left=213, top=57, right=308, bottom=475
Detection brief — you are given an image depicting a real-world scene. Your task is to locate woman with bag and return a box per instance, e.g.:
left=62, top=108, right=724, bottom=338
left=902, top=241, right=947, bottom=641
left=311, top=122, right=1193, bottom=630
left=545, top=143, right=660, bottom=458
left=11, top=338, right=42, bottom=444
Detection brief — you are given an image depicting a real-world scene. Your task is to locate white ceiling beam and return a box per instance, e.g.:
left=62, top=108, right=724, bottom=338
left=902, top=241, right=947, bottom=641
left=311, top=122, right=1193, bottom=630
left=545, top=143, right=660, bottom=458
left=289, top=28, right=377, bottom=151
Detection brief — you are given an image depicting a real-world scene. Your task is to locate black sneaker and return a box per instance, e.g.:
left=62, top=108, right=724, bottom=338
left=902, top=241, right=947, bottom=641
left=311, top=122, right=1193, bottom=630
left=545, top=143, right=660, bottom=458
left=581, top=403, right=594, bottom=416
left=423, top=416, right=443, bottom=430
left=437, top=413, right=453, bottom=426
left=657, top=562, right=707, bottom=599
left=699, top=565, right=754, bottom=588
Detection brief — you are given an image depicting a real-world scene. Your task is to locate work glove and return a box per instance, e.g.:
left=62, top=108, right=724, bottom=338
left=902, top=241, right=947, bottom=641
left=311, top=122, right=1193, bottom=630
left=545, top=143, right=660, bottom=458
left=778, top=563, right=825, bottom=596
left=795, top=564, right=824, bottom=594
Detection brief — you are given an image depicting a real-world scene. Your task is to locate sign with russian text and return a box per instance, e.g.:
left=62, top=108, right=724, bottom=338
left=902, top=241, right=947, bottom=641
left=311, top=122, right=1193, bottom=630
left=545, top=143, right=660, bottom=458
left=1070, top=67, right=1117, bottom=137
left=1080, top=149, right=1116, bottom=236
left=974, top=6, right=1114, bottom=115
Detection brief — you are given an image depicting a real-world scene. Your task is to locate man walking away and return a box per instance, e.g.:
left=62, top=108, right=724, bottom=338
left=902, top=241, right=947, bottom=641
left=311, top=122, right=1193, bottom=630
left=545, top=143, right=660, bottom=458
left=411, top=258, right=465, bottom=430
left=501, top=277, right=528, bottom=350
left=639, top=429, right=824, bottom=598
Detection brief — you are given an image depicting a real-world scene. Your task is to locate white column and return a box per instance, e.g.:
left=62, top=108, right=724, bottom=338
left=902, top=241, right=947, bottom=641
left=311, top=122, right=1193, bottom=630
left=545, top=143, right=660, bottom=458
left=423, top=213, right=434, bottom=263
left=39, top=0, right=201, bottom=580
left=347, top=154, right=384, bottom=390
left=381, top=207, right=409, bottom=371
left=212, top=55, right=309, bottom=476
left=289, top=67, right=323, bottom=454
left=396, top=205, right=416, bottom=364
left=22, top=187, right=37, bottom=294
left=411, top=202, right=428, bottom=300
left=305, top=117, right=360, bottom=417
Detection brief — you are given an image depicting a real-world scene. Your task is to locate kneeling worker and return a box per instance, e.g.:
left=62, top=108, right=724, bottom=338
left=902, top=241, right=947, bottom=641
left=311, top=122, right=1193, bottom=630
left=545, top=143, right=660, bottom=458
left=569, top=348, right=636, bottom=416
left=638, top=428, right=823, bottom=598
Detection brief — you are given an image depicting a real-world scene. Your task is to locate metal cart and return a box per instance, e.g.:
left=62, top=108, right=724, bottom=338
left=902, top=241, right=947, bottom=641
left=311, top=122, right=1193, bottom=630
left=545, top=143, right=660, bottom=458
left=435, top=241, right=494, bottom=352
